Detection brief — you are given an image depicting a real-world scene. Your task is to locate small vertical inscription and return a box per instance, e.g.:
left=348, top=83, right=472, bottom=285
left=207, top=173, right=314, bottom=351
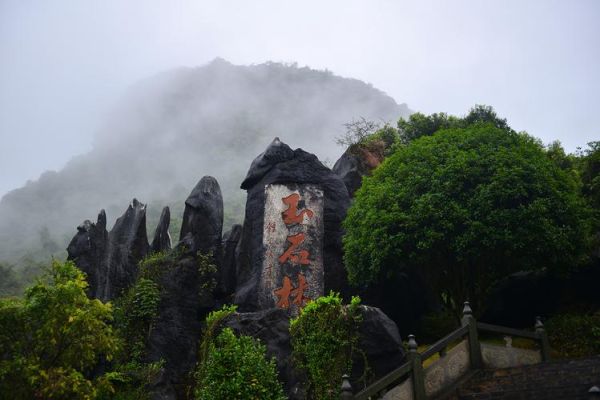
left=261, top=184, right=324, bottom=314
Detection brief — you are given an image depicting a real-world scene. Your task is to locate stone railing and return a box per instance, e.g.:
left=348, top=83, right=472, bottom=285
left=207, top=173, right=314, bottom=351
left=340, top=302, right=551, bottom=400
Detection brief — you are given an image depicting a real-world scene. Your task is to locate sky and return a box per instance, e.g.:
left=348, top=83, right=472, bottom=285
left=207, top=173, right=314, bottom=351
left=1, top=0, right=599, bottom=198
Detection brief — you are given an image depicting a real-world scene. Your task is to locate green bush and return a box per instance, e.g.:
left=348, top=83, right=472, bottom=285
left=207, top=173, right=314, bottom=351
left=0, top=260, right=119, bottom=399
left=545, top=311, right=600, bottom=358
left=290, top=293, right=363, bottom=400
left=194, top=328, right=285, bottom=400
left=198, top=304, right=237, bottom=366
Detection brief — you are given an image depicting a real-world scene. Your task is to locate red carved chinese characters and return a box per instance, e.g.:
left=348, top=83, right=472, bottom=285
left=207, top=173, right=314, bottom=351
left=274, top=274, right=308, bottom=309
left=273, top=191, right=315, bottom=310
left=281, top=193, right=314, bottom=225
left=274, top=276, right=293, bottom=308
left=278, top=233, right=311, bottom=265
left=291, top=274, right=309, bottom=306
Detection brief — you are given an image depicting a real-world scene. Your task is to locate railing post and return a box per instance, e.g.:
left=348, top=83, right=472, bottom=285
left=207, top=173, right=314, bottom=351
left=535, top=316, right=551, bottom=361
left=461, top=301, right=483, bottom=369
left=408, top=334, right=427, bottom=400
left=340, top=374, right=353, bottom=400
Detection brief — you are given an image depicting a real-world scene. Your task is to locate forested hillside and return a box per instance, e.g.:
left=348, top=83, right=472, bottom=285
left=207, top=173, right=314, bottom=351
left=0, top=59, right=410, bottom=271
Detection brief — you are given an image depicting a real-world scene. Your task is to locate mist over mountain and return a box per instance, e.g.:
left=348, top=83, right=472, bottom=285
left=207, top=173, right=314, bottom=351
left=0, top=59, right=410, bottom=266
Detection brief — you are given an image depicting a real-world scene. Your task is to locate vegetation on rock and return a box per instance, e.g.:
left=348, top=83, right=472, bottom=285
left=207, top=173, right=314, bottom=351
left=290, top=293, right=363, bottom=400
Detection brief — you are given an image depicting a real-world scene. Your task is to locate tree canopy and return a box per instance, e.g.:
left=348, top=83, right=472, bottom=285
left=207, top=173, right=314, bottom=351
left=343, top=123, right=592, bottom=316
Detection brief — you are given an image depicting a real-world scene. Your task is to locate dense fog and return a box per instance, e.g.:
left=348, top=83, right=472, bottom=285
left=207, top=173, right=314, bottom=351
left=0, top=59, right=409, bottom=266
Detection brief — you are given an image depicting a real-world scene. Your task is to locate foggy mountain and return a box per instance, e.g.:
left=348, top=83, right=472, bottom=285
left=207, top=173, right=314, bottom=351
left=0, top=59, right=410, bottom=266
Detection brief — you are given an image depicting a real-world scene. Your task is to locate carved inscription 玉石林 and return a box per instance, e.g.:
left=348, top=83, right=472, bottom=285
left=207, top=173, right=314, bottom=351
left=261, top=184, right=324, bottom=314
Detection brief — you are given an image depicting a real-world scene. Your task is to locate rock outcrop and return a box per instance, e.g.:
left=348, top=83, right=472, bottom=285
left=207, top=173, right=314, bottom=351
left=144, top=177, right=224, bottom=399
left=67, top=199, right=149, bottom=301
left=355, top=306, right=406, bottom=380
left=105, top=199, right=149, bottom=299
left=332, top=144, right=385, bottom=197
left=151, top=206, right=172, bottom=253
left=66, top=210, right=109, bottom=299
left=178, top=176, right=223, bottom=256
left=217, top=224, right=242, bottom=299
left=146, top=254, right=213, bottom=399
left=221, top=305, right=406, bottom=400
left=234, top=138, right=351, bottom=311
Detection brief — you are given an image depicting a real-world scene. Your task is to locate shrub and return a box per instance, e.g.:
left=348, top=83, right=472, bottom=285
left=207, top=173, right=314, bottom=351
left=290, top=293, right=363, bottom=400
left=197, top=304, right=237, bottom=366
left=194, top=328, right=285, bottom=400
left=545, top=311, right=600, bottom=358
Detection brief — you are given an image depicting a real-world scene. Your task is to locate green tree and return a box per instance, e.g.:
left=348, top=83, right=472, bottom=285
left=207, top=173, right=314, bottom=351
left=194, top=328, right=285, bottom=400
left=343, top=124, right=591, bottom=317
left=579, top=141, right=600, bottom=211
left=397, top=112, right=458, bottom=144
left=0, top=260, right=119, bottom=399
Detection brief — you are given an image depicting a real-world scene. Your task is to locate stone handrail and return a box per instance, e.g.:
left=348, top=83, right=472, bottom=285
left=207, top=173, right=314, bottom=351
left=341, top=302, right=551, bottom=400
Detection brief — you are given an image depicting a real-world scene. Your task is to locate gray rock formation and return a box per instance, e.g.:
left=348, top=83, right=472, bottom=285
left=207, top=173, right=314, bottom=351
left=151, top=206, right=172, bottom=253
left=222, top=308, right=303, bottom=398
left=178, top=176, right=223, bottom=256
left=221, top=305, right=406, bottom=400
left=217, top=224, right=242, bottom=299
left=144, top=178, right=225, bottom=399
left=146, top=254, right=212, bottom=399
left=355, top=306, right=406, bottom=380
left=66, top=210, right=109, bottom=299
left=105, top=198, right=149, bottom=300
left=67, top=199, right=149, bottom=301
left=332, top=144, right=385, bottom=198
left=234, top=138, right=351, bottom=311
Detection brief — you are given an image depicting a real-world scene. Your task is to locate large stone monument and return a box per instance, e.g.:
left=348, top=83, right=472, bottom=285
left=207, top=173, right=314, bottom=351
left=235, top=138, right=351, bottom=313
left=261, top=183, right=324, bottom=314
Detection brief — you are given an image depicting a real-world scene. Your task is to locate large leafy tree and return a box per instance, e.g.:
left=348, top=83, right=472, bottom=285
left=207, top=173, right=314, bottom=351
left=0, top=260, right=119, bottom=399
left=343, top=123, right=591, bottom=317
left=397, top=104, right=512, bottom=145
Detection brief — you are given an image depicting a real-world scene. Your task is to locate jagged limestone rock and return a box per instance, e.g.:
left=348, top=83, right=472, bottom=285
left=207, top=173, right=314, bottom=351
left=179, top=176, right=223, bottom=257
left=151, top=206, right=172, bottom=253
left=67, top=199, right=149, bottom=301
left=218, top=224, right=242, bottom=299
left=66, top=210, right=109, bottom=299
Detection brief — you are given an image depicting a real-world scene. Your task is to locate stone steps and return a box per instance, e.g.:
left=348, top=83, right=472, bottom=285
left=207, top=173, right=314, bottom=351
left=442, top=355, right=600, bottom=400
